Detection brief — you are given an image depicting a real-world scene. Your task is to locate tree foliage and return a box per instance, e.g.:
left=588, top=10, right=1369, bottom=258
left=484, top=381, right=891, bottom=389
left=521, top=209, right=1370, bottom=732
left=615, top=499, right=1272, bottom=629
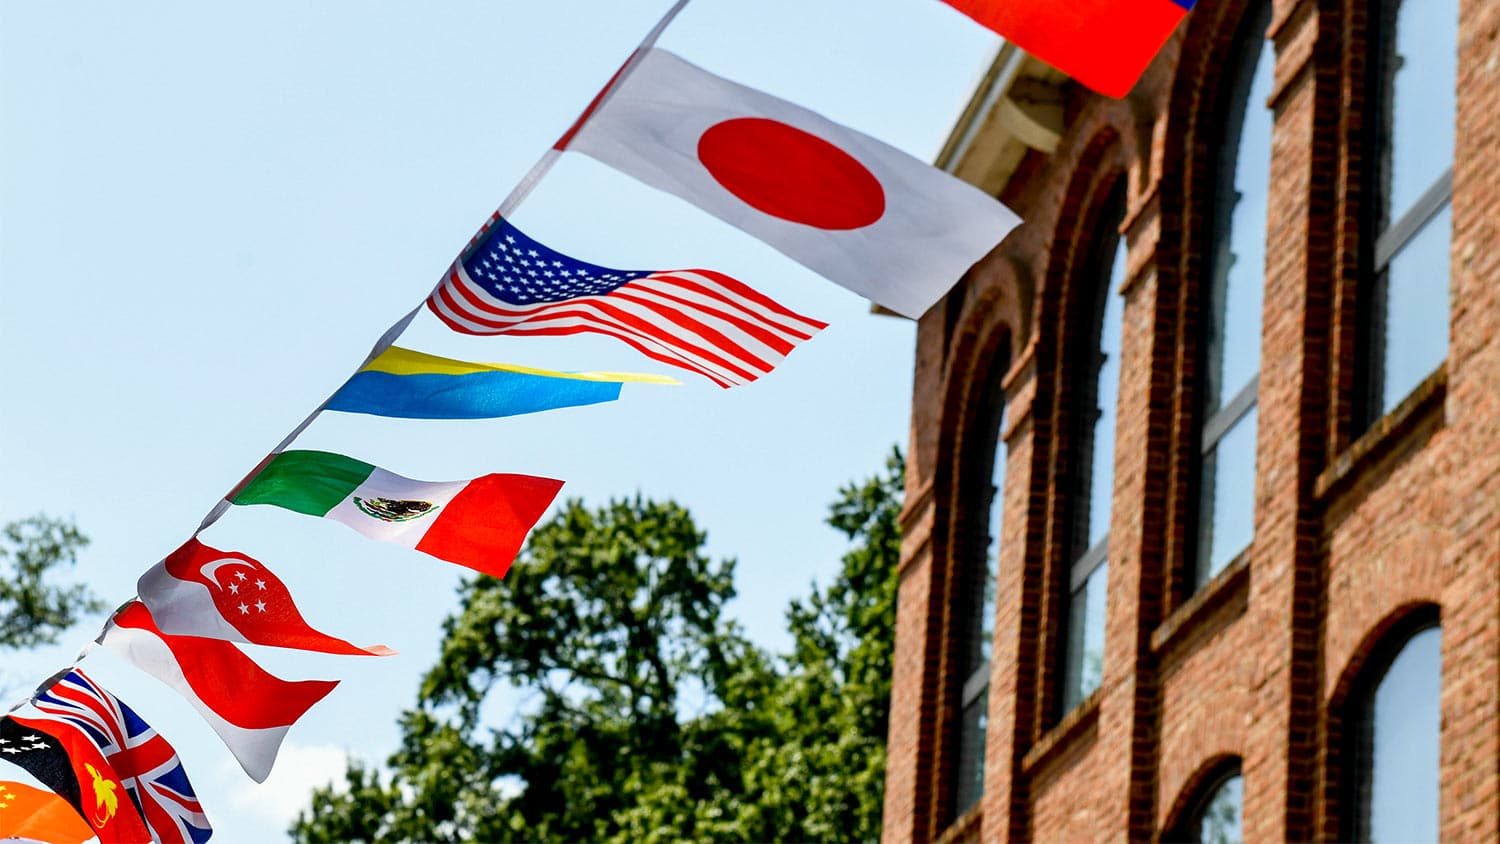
left=0, top=515, right=104, bottom=650
left=293, top=450, right=904, bottom=843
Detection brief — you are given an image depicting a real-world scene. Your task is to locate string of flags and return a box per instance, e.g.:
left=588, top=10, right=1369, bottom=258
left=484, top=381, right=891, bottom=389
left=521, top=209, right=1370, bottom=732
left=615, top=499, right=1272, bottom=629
left=3, top=0, right=1191, bottom=837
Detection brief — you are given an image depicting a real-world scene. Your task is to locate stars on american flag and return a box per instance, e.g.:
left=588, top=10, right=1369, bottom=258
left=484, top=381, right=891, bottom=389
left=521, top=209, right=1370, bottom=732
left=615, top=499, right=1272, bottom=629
left=462, top=227, right=651, bottom=305
left=430, top=214, right=829, bottom=387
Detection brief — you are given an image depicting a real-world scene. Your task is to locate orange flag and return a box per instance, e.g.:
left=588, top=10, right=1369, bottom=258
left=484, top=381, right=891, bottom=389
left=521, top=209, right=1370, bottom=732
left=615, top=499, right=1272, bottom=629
left=0, top=775, right=98, bottom=844
left=2, top=714, right=151, bottom=841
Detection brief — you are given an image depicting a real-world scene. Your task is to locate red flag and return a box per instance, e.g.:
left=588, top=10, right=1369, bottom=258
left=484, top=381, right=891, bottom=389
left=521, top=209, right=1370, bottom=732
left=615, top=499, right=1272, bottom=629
left=2, top=713, right=153, bottom=841
left=32, top=669, right=212, bottom=844
left=137, top=538, right=394, bottom=656
left=98, top=601, right=338, bottom=782
left=939, top=0, right=1196, bottom=97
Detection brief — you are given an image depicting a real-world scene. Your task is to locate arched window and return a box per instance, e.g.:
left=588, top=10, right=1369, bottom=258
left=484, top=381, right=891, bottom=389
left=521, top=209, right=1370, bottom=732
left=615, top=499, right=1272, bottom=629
left=1347, top=618, right=1442, bottom=841
left=1173, top=761, right=1244, bottom=844
left=1059, top=185, right=1125, bottom=715
left=951, top=348, right=1010, bottom=818
left=1193, top=0, right=1272, bottom=587
left=1358, top=0, right=1457, bottom=423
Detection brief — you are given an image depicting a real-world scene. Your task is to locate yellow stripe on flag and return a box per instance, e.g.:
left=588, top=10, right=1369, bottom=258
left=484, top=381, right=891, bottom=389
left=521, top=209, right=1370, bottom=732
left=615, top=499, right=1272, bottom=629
left=362, top=346, right=679, bottom=385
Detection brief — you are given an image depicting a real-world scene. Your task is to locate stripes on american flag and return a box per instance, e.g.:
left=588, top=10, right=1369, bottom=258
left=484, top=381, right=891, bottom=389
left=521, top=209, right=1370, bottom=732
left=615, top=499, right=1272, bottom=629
left=426, top=213, right=826, bottom=387
left=33, top=669, right=212, bottom=844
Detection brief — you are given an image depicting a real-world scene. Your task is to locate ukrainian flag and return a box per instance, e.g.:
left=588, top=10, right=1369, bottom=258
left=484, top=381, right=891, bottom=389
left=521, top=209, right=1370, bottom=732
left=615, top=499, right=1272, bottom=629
left=326, top=346, right=674, bottom=420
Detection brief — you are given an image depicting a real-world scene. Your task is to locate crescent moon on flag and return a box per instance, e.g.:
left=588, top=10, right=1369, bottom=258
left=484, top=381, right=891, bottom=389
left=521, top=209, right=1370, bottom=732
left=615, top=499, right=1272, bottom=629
left=197, top=557, right=245, bottom=590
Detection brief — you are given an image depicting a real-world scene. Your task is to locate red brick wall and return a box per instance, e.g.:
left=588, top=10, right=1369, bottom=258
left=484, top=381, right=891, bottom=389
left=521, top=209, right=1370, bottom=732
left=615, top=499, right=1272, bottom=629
left=883, top=0, right=1500, bottom=840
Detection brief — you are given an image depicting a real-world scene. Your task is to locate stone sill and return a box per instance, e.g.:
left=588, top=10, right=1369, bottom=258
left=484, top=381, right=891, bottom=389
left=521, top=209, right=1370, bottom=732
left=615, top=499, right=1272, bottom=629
left=1151, top=550, right=1252, bottom=657
left=935, top=803, right=982, bottom=844
left=1021, top=689, right=1101, bottom=776
left=1315, top=363, right=1448, bottom=503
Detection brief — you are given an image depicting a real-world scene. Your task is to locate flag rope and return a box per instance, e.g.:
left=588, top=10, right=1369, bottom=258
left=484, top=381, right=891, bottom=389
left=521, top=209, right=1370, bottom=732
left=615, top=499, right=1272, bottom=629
left=495, top=0, right=692, bottom=219
left=189, top=0, right=692, bottom=537
left=3, top=0, right=699, bottom=743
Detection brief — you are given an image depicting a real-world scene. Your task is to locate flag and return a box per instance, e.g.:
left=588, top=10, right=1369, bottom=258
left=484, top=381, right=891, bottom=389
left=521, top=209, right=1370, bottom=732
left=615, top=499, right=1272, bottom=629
left=558, top=48, right=1019, bottom=319
left=0, top=714, right=152, bottom=841
left=138, top=538, right=394, bottom=657
left=937, top=0, right=1195, bottom=97
left=32, top=669, right=212, bottom=844
left=427, top=215, right=827, bottom=387
left=0, top=762, right=98, bottom=844
left=230, top=449, right=562, bottom=579
left=325, top=345, right=676, bottom=419
left=97, top=601, right=338, bottom=783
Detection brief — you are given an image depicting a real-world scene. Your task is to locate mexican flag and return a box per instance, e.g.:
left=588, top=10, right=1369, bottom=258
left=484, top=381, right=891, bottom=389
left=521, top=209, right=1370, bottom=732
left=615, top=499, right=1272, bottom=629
left=231, top=450, right=562, bottom=578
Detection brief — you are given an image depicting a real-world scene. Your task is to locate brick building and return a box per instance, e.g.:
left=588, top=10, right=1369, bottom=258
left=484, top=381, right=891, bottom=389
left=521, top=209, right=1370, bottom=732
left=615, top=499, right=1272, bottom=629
left=883, top=0, right=1500, bottom=840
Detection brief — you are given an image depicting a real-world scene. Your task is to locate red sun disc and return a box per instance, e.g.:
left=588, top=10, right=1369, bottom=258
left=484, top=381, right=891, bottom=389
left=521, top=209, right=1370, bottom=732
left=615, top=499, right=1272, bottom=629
left=696, top=117, right=886, bottom=231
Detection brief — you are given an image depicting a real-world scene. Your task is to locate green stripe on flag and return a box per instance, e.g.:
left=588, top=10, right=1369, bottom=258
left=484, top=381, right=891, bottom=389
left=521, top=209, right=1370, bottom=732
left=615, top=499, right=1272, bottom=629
left=232, top=449, right=375, bottom=516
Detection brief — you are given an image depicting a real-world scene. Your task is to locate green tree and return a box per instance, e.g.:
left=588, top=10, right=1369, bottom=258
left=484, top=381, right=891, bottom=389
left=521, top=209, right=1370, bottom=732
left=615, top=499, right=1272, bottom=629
left=294, top=451, right=904, bottom=843
left=0, top=515, right=104, bottom=650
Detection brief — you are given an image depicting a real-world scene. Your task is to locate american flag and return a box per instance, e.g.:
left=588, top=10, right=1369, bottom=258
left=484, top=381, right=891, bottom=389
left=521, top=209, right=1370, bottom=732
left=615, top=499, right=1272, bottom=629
left=33, top=669, right=212, bottom=844
left=427, top=214, right=827, bottom=387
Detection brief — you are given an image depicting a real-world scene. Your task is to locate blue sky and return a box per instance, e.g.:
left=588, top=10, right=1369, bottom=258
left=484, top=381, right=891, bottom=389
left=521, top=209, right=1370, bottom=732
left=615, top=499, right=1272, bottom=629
left=1, top=2, right=995, bottom=838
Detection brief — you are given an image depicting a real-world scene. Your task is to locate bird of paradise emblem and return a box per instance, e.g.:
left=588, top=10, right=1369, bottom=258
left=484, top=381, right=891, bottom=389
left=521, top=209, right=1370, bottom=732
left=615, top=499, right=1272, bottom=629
left=84, top=762, right=119, bottom=828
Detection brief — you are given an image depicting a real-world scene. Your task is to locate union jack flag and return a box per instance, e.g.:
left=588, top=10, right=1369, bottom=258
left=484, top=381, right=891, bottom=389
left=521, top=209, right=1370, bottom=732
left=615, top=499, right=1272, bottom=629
left=427, top=214, right=827, bottom=388
left=33, top=668, right=212, bottom=844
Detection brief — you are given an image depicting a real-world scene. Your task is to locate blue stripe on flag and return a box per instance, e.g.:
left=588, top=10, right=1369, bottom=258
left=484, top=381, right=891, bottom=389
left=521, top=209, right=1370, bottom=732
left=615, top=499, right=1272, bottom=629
left=327, top=368, right=622, bottom=420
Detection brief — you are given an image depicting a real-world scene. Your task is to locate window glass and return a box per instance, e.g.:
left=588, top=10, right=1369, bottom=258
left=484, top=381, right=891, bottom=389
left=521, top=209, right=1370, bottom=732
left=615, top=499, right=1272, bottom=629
left=1375, top=205, right=1452, bottom=415
left=953, top=385, right=1006, bottom=819
left=1353, top=625, right=1441, bottom=842
left=1060, top=189, right=1124, bottom=718
left=1195, top=2, right=1270, bottom=590
left=1365, top=0, right=1456, bottom=421
left=964, top=413, right=1007, bottom=675
left=1062, top=560, right=1108, bottom=712
left=1379, top=0, right=1457, bottom=226
left=1083, top=239, right=1126, bottom=552
left=1195, top=407, right=1258, bottom=583
left=952, top=688, right=988, bottom=816
left=1203, top=7, right=1272, bottom=414
left=1195, top=773, right=1245, bottom=844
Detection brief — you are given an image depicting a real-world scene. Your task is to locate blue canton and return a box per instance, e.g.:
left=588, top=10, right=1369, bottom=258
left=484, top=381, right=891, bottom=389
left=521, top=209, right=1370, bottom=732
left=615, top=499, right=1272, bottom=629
left=461, top=219, right=653, bottom=305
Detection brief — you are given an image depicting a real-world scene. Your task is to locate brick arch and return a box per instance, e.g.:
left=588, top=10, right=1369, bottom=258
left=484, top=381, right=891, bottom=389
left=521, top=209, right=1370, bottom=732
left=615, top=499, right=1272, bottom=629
left=1155, top=0, right=1282, bottom=609
left=937, top=254, right=1029, bottom=465
left=1159, top=753, right=1244, bottom=842
left=1320, top=600, right=1443, bottom=839
left=917, top=258, right=1020, bottom=832
left=1027, top=124, right=1134, bottom=728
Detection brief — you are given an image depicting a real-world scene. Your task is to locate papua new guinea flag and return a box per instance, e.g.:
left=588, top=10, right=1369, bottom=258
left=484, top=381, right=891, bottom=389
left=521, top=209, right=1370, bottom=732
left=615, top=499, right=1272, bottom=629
left=97, top=601, right=338, bottom=783
left=230, top=449, right=562, bottom=579
left=325, top=346, right=677, bottom=420
left=138, top=538, right=394, bottom=656
left=1, top=713, right=153, bottom=840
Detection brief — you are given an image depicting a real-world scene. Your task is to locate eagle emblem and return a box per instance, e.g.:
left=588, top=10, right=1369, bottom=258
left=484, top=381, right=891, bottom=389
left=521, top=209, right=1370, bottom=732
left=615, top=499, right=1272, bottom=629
left=353, top=497, right=439, bottom=522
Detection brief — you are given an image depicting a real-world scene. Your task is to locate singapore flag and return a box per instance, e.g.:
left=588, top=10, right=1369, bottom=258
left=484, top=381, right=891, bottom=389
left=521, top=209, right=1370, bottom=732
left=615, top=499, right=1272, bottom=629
left=560, top=48, right=1020, bottom=320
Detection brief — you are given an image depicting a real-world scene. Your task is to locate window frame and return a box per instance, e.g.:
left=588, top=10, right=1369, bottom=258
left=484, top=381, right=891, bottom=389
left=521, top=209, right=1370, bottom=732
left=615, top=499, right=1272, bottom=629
left=1354, top=0, right=1457, bottom=429
left=1340, top=608, right=1443, bottom=842
left=1169, top=758, right=1245, bottom=844
left=948, top=342, right=1012, bottom=821
left=1055, top=181, right=1127, bottom=719
left=1188, top=0, right=1273, bottom=590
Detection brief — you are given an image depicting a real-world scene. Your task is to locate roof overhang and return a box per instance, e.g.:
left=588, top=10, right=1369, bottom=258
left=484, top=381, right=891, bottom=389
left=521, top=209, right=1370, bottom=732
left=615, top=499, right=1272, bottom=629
left=935, top=42, right=1067, bottom=194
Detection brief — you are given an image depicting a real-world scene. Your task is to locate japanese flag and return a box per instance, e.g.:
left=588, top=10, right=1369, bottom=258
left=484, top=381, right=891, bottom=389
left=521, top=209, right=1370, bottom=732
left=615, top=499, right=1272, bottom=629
left=561, top=48, right=1019, bottom=319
